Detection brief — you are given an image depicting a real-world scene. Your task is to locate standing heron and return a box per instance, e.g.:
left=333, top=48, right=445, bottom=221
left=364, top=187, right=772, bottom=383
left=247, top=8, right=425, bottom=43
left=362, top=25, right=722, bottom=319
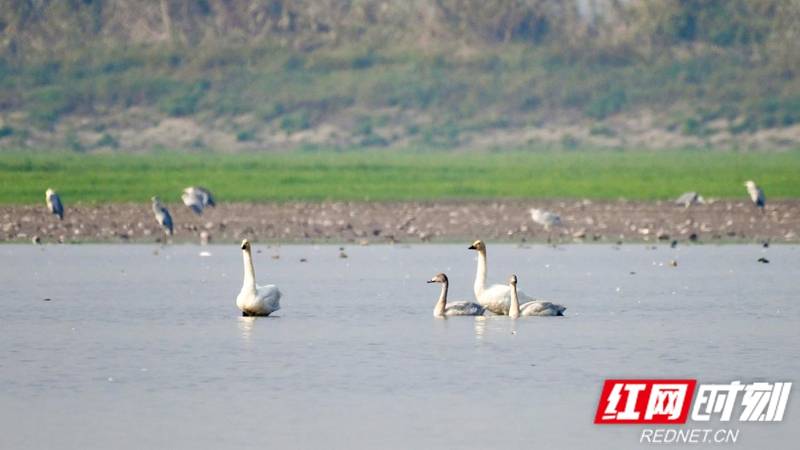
left=45, top=188, right=64, bottom=220
left=181, top=186, right=215, bottom=215
left=744, top=181, right=765, bottom=211
left=151, top=196, right=174, bottom=236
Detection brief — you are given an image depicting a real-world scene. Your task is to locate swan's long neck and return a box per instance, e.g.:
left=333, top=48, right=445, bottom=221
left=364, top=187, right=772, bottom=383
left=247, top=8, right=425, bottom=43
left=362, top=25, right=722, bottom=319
left=474, top=250, right=487, bottom=298
left=242, top=249, right=257, bottom=293
left=434, top=282, right=448, bottom=316
left=509, top=282, right=520, bottom=318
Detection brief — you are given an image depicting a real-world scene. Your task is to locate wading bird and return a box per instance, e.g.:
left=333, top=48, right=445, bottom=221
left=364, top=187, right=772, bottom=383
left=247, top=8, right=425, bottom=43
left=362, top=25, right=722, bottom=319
left=508, top=274, right=565, bottom=318
left=151, top=196, right=174, bottom=236
left=181, top=186, right=215, bottom=215
left=675, top=192, right=705, bottom=208
left=744, top=181, right=765, bottom=211
left=529, top=208, right=562, bottom=230
left=45, top=188, right=64, bottom=220
left=427, top=273, right=485, bottom=317
left=237, top=239, right=281, bottom=316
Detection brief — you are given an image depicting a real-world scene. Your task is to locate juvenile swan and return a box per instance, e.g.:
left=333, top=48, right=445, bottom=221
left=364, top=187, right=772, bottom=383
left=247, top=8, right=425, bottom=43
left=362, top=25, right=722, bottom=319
left=236, top=239, right=281, bottom=317
left=468, top=240, right=533, bottom=315
left=428, top=273, right=485, bottom=317
left=508, top=274, right=566, bottom=318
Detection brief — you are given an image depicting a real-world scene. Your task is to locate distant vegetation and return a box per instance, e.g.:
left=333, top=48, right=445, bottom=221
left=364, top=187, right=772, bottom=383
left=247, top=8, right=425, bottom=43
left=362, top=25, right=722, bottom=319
left=0, top=1, right=799, bottom=151
left=1, top=150, right=798, bottom=203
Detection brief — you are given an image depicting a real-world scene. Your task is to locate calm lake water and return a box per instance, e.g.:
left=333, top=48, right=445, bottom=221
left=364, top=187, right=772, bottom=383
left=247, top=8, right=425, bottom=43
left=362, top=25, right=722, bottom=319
left=1, top=244, right=798, bottom=449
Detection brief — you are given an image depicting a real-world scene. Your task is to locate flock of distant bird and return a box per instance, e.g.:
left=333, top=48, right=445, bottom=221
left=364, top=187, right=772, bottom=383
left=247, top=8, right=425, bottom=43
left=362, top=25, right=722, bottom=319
left=46, top=186, right=216, bottom=236
left=41, top=179, right=769, bottom=318
left=44, top=180, right=767, bottom=236
left=529, top=179, right=767, bottom=229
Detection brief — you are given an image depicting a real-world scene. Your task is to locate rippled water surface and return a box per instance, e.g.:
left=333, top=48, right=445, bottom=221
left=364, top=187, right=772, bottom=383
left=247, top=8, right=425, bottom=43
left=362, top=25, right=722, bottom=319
left=1, top=244, right=798, bottom=449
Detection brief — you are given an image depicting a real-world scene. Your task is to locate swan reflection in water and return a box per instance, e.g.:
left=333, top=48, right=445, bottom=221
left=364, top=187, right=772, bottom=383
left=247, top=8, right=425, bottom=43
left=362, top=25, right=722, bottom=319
left=237, top=316, right=256, bottom=342
left=237, top=314, right=281, bottom=344
left=473, top=315, right=518, bottom=340
left=473, top=316, right=487, bottom=340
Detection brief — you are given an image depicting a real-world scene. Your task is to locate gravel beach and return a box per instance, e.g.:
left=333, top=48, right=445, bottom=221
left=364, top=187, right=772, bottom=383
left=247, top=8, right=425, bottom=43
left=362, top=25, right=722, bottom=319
left=2, top=199, right=797, bottom=245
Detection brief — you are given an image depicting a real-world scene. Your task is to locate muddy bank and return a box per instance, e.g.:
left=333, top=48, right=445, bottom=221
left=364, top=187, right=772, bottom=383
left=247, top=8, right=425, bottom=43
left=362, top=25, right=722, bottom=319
left=1, top=200, right=797, bottom=245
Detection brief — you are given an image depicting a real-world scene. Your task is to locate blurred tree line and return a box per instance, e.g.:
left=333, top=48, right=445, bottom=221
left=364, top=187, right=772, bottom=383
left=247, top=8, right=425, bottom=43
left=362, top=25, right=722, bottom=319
left=0, top=0, right=798, bottom=142
left=1, top=0, right=796, bottom=64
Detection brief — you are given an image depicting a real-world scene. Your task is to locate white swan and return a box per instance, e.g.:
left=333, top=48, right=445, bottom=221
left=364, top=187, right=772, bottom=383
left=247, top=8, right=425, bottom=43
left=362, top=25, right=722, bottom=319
left=468, top=239, right=536, bottom=315
left=236, top=239, right=281, bottom=316
left=508, top=274, right=565, bottom=318
left=428, top=273, right=485, bottom=317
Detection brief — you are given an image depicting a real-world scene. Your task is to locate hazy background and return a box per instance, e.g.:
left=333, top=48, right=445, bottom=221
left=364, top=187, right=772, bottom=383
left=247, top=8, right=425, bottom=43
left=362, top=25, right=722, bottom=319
left=1, top=0, right=799, bottom=153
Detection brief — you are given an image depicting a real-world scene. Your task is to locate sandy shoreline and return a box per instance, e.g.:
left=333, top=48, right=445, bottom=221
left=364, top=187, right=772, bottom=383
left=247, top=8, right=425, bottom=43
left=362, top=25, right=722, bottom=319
left=1, top=200, right=797, bottom=245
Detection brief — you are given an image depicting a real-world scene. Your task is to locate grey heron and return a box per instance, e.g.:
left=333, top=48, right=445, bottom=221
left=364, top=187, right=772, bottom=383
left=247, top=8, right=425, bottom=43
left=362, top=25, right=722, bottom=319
left=744, top=181, right=765, bottom=210
left=151, top=196, right=174, bottom=236
left=45, top=188, right=64, bottom=220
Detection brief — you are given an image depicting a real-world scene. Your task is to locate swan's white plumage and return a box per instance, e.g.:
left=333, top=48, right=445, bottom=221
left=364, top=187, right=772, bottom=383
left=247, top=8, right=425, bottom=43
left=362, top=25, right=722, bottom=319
left=236, top=283, right=281, bottom=316
left=237, top=239, right=281, bottom=316
left=476, top=283, right=533, bottom=315
left=469, top=240, right=533, bottom=315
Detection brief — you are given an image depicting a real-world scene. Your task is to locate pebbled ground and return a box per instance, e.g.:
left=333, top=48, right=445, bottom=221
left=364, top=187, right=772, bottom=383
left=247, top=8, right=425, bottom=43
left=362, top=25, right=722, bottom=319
left=1, top=199, right=797, bottom=245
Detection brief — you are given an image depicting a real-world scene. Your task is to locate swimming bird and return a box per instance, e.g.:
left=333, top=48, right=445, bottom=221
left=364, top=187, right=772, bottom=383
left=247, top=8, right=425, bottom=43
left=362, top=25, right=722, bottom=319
left=675, top=192, right=705, bottom=208
left=237, top=239, right=281, bottom=316
left=427, top=273, right=485, bottom=317
left=151, top=196, right=173, bottom=236
left=45, top=188, right=64, bottom=220
left=468, top=239, right=534, bottom=315
left=182, top=186, right=215, bottom=215
left=508, top=274, right=565, bottom=318
left=744, top=181, right=765, bottom=210
left=529, top=208, right=562, bottom=229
